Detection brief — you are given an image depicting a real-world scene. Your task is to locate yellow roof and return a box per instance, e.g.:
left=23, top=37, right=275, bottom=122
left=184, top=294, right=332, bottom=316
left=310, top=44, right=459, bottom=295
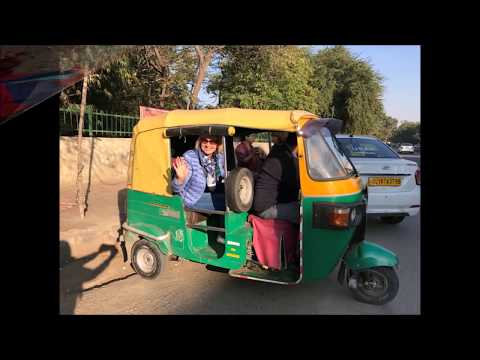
left=134, top=108, right=318, bottom=134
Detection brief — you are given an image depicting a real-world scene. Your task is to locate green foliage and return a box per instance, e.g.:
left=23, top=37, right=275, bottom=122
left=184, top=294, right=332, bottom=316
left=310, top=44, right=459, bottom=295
left=61, top=46, right=197, bottom=115
left=208, top=46, right=320, bottom=113
left=309, top=46, right=385, bottom=134
left=390, top=121, right=420, bottom=144
left=370, top=115, right=399, bottom=141
left=60, top=45, right=414, bottom=139
left=208, top=45, right=389, bottom=136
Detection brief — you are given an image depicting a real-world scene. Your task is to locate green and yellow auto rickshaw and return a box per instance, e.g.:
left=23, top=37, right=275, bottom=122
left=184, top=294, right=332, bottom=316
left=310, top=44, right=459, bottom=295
left=121, top=108, right=399, bottom=305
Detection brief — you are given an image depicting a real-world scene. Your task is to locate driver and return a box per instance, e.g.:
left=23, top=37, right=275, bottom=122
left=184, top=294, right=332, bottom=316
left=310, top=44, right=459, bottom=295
left=253, top=132, right=300, bottom=224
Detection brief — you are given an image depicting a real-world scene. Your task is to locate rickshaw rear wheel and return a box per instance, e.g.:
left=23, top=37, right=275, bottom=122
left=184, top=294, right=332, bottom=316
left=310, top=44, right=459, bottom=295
left=348, top=266, right=399, bottom=305
left=131, top=239, right=165, bottom=280
left=380, top=216, right=405, bottom=224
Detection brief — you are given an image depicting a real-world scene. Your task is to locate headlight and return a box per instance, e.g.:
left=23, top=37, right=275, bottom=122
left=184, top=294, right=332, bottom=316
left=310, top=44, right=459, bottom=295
left=327, top=207, right=350, bottom=228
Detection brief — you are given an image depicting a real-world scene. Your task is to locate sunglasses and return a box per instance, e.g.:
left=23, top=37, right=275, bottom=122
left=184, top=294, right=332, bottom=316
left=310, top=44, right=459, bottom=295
left=201, top=139, right=218, bottom=144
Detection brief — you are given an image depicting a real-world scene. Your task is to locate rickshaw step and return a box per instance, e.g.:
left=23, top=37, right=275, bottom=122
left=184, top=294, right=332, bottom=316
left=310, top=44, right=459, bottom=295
left=229, top=265, right=299, bottom=284
left=188, top=224, right=225, bottom=232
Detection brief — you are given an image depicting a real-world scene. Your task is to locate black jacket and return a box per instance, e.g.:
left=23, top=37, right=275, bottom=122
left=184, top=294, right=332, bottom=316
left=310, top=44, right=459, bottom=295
left=253, top=143, right=299, bottom=213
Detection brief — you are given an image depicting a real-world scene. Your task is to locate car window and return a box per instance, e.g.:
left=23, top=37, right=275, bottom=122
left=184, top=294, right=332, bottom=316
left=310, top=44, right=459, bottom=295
left=337, top=138, right=400, bottom=159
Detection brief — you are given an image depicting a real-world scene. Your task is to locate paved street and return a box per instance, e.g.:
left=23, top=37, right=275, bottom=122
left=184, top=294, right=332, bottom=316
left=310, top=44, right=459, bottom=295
left=62, top=204, right=420, bottom=315
left=60, top=153, right=421, bottom=315
left=400, top=154, right=420, bottom=166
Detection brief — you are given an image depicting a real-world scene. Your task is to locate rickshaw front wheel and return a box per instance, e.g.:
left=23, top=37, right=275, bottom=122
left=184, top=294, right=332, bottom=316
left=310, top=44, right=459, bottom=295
left=131, top=239, right=165, bottom=280
left=348, top=266, right=399, bottom=305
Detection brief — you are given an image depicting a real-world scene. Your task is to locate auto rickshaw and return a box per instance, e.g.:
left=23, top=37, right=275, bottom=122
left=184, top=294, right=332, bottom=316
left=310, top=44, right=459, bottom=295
left=120, top=108, right=399, bottom=305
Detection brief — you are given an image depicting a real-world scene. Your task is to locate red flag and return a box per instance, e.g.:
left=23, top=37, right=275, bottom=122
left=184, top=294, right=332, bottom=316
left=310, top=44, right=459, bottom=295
left=139, top=106, right=169, bottom=118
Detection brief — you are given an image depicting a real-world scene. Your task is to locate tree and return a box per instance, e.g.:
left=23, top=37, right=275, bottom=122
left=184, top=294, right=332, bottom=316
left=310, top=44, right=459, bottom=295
left=371, top=115, right=399, bottom=141
left=138, top=46, right=197, bottom=110
left=309, top=46, right=385, bottom=134
left=190, top=46, right=224, bottom=109
left=208, top=46, right=320, bottom=113
left=61, top=49, right=143, bottom=114
left=59, top=46, right=137, bottom=111
left=61, top=46, right=198, bottom=115
left=76, top=73, right=89, bottom=219
left=390, top=121, right=420, bottom=144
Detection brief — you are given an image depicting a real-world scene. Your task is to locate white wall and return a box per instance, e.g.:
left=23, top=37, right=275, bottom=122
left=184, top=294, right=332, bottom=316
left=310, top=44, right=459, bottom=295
left=60, top=137, right=131, bottom=188
left=60, top=137, right=271, bottom=188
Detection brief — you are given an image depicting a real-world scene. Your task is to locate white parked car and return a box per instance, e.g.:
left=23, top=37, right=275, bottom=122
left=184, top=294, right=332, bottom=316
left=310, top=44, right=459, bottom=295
left=397, top=143, right=414, bottom=154
left=336, top=135, right=420, bottom=224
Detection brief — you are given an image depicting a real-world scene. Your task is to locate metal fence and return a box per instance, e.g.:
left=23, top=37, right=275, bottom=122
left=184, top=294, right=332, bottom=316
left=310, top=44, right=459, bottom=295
left=60, top=108, right=275, bottom=141
left=60, top=108, right=139, bottom=137
left=254, top=132, right=270, bottom=143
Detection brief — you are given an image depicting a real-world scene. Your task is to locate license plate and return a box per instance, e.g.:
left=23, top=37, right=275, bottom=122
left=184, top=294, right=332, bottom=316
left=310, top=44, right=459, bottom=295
left=368, top=177, right=401, bottom=186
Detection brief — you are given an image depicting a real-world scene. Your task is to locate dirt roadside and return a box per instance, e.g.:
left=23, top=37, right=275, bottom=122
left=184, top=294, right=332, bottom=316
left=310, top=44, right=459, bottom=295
left=60, top=183, right=135, bottom=301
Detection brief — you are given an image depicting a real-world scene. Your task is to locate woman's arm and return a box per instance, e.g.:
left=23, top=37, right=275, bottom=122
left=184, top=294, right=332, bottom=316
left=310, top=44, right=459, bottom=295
left=172, top=156, right=193, bottom=192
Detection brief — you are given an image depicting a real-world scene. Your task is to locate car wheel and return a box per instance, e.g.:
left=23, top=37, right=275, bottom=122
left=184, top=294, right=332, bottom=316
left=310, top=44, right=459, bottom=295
left=380, top=216, right=405, bottom=224
left=131, top=239, right=165, bottom=279
left=225, top=167, right=254, bottom=212
left=348, top=267, right=399, bottom=305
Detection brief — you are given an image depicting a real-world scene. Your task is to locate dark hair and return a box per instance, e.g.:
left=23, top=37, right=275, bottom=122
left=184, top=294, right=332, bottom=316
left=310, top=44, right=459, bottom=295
left=199, top=135, right=220, bottom=144
left=286, top=132, right=297, bottom=146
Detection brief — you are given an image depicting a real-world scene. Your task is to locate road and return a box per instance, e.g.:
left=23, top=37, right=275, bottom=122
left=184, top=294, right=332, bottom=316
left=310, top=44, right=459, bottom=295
left=399, top=153, right=420, bottom=166
left=61, top=154, right=421, bottom=315
left=65, top=202, right=420, bottom=315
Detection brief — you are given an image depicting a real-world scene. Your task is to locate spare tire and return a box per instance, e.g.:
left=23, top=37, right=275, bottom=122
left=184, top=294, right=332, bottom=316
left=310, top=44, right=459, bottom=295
left=225, top=167, right=254, bottom=212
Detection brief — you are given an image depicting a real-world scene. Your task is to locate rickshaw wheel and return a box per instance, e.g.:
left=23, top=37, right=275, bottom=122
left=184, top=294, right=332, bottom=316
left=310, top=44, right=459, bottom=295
left=348, top=267, right=399, bottom=305
left=225, top=167, right=254, bottom=212
left=131, top=239, right=165, bottom=280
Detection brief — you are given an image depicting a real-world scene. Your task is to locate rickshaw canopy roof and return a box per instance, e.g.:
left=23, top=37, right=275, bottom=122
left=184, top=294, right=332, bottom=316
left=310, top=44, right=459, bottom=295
left=134, top=108, right=318, bottom=134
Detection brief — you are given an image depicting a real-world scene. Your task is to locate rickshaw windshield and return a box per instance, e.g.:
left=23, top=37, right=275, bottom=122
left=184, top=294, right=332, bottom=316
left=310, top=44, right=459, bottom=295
left=303, top=127, right=353, bottom=180
left=321, top=128, right=355, bottom=175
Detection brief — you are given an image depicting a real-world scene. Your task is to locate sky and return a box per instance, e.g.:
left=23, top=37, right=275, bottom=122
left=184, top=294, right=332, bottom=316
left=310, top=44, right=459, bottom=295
left=198, top=45, right=420, bottom=123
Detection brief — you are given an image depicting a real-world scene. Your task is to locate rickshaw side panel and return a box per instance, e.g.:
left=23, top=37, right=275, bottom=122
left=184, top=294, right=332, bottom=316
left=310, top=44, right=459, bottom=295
left=126, top=189, right=250, bottom=270
left=301, top=192, right=363, bottom=281
left=221, top=212, right=251, bottom=268
left=126, top=189, right=184, bottom=255
left=126, top=189, right=203, bottom=261
left=182, top=212, right=251, bottom=269
left=130, top=128, right=172, bottom=196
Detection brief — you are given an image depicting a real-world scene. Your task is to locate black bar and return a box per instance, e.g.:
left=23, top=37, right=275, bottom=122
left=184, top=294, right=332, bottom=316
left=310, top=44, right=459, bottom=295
left=361, top=173, right=411, bottom=176
left=185, top=207, right=226, bottom=215
left=165, top=125, right=232, bottom=138
left=188, top=224, right=225, bottom=232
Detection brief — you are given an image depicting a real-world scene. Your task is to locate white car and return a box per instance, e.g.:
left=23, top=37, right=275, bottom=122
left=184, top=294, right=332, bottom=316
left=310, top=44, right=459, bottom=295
left=398, top=143, right=414, bottom=154
left=336, top=135, right=420, bottom=224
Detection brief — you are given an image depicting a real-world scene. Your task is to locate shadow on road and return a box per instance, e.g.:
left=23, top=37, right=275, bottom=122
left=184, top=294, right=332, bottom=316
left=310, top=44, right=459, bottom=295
left=60, top=240, right=118, bottom=314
